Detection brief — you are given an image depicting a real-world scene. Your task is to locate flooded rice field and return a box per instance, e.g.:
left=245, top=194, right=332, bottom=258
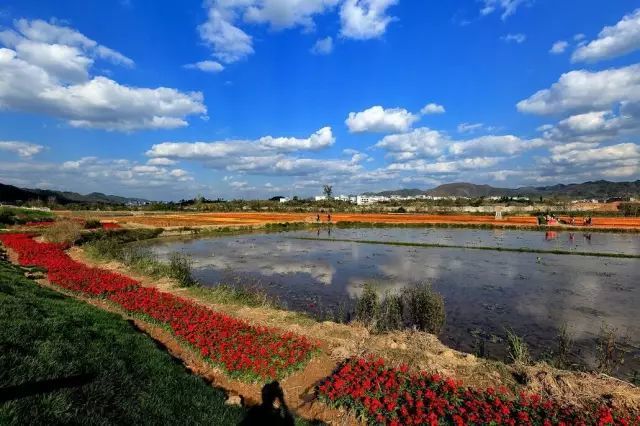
left=146, top=227, right=640, bottom=373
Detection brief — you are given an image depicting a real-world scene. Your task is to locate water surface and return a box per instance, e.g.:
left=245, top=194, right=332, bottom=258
left=147, top=227, right=640, bottom=372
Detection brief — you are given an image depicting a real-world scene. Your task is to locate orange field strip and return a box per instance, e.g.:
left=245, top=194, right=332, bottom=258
left=95, top=212, right=640, bottom=229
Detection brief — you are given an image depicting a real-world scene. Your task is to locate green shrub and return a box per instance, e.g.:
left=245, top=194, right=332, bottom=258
left=355, top=283, right=379, bottom=326
left=619, top=203, right=640, bottom=217
left=168, top=252, right=197, bottom=287
left=506, top=328, right=530, bottom=365
left=353, top=283, right=446, bottom=335
left=86, top=238, right=123, bottom=260
left=0, top=209, right=15, bottom=225
left=553, top=324, right=574, bottom=369
left=121, top=246, right=160, bottom=275
left=332, top=301, right=351, bottom=324
left=84, top=219, right=102, bottom=229
left=78, top=228, right=163, bottom=245
left=596, top=323, right=629, bottom=374
left=42, top=220, right=83, bottom=244
left=403, top=284, right=445, bottom=334
left=377, top=292, right=403, bottom=332
left=0, top=207, right=54, bottom=225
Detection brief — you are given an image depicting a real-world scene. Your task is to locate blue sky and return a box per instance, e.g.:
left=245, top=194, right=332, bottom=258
left=0, top=0, right=639, bottom=200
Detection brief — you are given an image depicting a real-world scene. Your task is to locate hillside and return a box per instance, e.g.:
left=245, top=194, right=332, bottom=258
left=0, top=183, right=149, bottom=205
left=363, top=188, right=426, bottom=197
left=370, top=180, right=640, bottom=199
left=425, top=183, right=519, bottom=197
left=533, top=180, right=640, bottom=198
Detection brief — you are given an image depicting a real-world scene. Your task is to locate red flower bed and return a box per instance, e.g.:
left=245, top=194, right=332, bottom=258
left=0, top=233, right=317, bottom=381
left=110, top=287, right=316, bottom=380
left=0, top=233, right=137, bottom=295
left=317, top=358, right=639, bottom=426
left=100, top=222, right=121, bottom=229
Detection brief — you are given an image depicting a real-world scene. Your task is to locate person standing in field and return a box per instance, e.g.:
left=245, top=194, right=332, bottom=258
left=327, top=212, right=331, bottom=223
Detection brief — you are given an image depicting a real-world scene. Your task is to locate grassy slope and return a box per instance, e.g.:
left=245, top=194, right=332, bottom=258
left=0, top=258, right=246, bottom=425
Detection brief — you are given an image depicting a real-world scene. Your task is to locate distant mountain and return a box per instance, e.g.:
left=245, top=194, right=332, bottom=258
left=369, top=180, right=640, bottom=199
left=532, top=180, right=640, bottom=198
left=363, top=188, right=426, bottom=197
left=425, top=183, right=520, bottom=197
left=0, top=183, right=150, bottom=205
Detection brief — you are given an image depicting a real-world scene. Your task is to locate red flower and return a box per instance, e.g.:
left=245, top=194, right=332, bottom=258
left=0, top=233, right=317, bottom=381
left=315, top=357, right=638, bottom=425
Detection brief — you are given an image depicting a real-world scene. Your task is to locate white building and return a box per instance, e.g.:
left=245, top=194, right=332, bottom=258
left=356, top=195, right=390, bottom=205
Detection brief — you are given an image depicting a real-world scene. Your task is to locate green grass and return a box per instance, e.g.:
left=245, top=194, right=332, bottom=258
left=0, top=257, right=246, bottom=425
left=292, top=237, right=640, bottom=259
left=183, top=286, right=318, bottom=327
left=0, top=207, right=53, bottom=225
left=186, top=284, right=275, bottom=308
left=82, top=233, right=197, bottom=288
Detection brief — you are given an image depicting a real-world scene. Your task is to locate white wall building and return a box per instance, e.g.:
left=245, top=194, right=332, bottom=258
left=356, top=195, right=390, bottom=205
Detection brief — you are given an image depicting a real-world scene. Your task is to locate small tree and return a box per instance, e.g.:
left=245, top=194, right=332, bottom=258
left=323, top=185, right=333, bottom=199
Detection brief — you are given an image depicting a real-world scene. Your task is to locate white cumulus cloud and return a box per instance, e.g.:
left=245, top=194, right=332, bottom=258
left=449, top=135, right=547, bottom=157
left=243, top=0, right=341, bottom=30
left=147, top=157, right=177, bottom=166
left=0, top=19, right=206, bottom=131
left=198, top=5, right=255, bottom=64
left=144, top=126, right=356, bottom=178
left=517, top=64, right=640, bottom=115
left=0, top=141, right=45, bottom=158
left=184, top=60, right=225, bottom=73
left=572, top=9, right=640, bottom=63
left=501, top=33, right=526, bottom=44
left=375, top=127, right=447, bottom=160
left=339, top=0, right=398, bottom=40
left=457, top=122, right=485, bottom=133
left=480, top=0, right=530, bottom=20
left=549, top=40, right=568, bottom=54
left=388, top=157, right=503, bottom=174
left=310, top=36, right=334, bottom=55
left=421, top=103, right=445, bottom=115
left=346, top=105, right=418, bottom=133
left=258, top=126, right=335, bottom=150
left=198, top=0, right=343, bottom=64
